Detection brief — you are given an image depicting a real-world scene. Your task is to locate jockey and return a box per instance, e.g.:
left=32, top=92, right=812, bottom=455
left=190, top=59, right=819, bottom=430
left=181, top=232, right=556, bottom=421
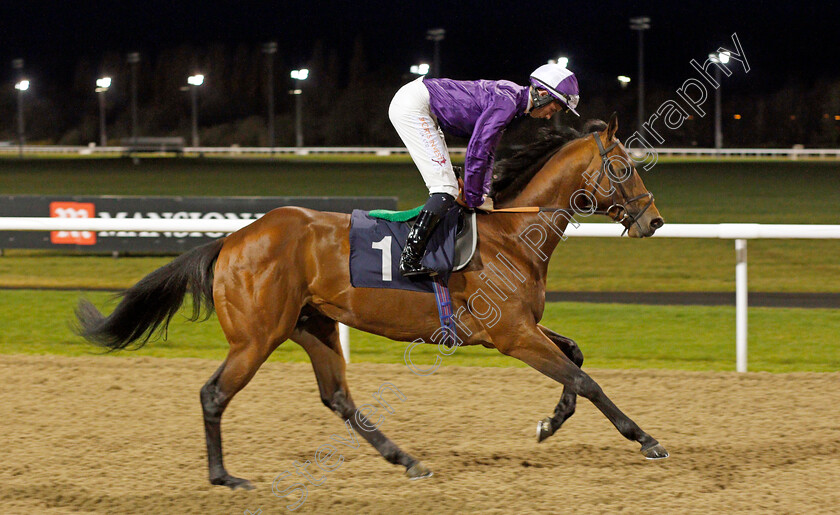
left=389, top=63, right=580, bottom=276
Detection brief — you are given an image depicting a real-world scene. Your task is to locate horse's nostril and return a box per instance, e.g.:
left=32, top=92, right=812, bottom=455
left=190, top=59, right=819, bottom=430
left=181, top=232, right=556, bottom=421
left=650, top=217, right=664, bottom=230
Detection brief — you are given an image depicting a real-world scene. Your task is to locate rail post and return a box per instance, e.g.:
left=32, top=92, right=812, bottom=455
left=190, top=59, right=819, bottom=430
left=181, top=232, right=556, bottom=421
left=735, top=239, right=748, bottom=372
left=339, top=323, right=351, bottom=363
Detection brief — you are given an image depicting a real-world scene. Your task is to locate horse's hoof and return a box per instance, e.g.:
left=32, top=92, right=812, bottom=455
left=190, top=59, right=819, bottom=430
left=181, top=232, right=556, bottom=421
left=211, top=474, right=256, bottom=490
left=406, top=462, right=433, bottom=480
left=641, top=442, right=669, bottom=460
left=536, top=417, right=554, bottom=443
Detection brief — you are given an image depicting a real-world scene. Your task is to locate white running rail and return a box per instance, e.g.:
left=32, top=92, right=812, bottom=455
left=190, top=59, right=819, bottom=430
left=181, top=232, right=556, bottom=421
left=1, top=145, right=839, bottom=158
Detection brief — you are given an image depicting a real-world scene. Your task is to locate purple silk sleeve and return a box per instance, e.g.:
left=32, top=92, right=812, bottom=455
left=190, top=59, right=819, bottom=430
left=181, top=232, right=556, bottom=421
left=462, top=101, right=519, bottom=207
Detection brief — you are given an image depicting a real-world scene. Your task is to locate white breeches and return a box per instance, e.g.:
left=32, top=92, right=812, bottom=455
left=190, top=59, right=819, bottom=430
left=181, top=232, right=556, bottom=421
left=388, top=77, right=459, bottom=198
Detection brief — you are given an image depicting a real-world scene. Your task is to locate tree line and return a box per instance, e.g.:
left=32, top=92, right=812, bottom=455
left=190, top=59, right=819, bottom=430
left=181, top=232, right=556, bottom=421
left=2, top=39, right=838, bottom=149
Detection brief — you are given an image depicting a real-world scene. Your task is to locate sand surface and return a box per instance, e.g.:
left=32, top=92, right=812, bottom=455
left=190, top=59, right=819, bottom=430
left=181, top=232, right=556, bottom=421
left=1, top=354, right=838, bottom=514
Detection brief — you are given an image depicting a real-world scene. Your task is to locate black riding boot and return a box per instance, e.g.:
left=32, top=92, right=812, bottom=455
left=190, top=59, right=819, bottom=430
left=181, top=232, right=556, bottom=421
left=399, top=192, right=455, bottom=277
left=399, top=209, right=441, bottom=277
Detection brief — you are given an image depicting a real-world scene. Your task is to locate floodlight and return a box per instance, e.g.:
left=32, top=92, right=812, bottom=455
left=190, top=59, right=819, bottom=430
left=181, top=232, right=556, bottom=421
left=187, top=74, right=205, bottom=86
left=410, top=63, right=430, bottom=75
left=291, top=69, right=309, bottom=81
left=709, top=51, right=731, bottom=64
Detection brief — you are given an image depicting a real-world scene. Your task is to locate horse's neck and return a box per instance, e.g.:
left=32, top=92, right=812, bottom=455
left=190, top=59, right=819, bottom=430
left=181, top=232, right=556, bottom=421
left=513, top=139, right=593, bottom=209
left=491, top=140, right=594, bottom=282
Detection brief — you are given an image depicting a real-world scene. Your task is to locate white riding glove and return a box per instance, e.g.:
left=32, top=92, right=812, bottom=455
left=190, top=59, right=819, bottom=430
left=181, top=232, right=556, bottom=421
left=476, top=196, right=494, bottom=212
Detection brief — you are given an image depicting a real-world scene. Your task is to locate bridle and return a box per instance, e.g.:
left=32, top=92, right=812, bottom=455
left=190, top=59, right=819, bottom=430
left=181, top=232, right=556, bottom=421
left=588, top=133, right=654, bottom=236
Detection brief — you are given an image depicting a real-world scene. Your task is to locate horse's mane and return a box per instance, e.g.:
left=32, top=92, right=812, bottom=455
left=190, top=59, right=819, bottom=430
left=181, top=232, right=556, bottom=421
left=490, top=119, right=607, bottom=205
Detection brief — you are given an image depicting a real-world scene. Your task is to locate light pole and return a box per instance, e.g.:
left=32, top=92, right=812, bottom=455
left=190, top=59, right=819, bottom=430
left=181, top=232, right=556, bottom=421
left=290, top=68, right=309, bottom=148
left=410, top=63, right=430, bottom=75
left=12, top=58, right=25, bottom=158
left=709, top=51, right=730, bottom=150
left=127, top=52, right=140, bottom=150
left=262, top=42, right=277, bottom=151
left=426, top=28, right=445, bottom=77
left=630, top=16, right=650, bottom=137
left=187, top=74, right=204, bottom=148
left=96, top=77, right=111, bottom=147
left=14, top=79, right=29, bottom=158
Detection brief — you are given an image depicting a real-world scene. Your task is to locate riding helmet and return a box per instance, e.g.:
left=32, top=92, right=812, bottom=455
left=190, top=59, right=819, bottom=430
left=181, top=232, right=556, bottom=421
left=529, top=63, right=580, bottom=116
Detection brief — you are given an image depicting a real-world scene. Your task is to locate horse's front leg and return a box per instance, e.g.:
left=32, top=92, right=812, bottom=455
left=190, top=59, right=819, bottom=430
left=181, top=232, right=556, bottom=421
left=496, top=326, right=669, bottom=459
left=536, top=324, right=582, bottom=443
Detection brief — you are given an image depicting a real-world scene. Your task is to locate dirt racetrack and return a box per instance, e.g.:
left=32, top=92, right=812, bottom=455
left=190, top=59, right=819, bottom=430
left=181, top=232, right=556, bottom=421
left=1, top=354, right=838, bottom=514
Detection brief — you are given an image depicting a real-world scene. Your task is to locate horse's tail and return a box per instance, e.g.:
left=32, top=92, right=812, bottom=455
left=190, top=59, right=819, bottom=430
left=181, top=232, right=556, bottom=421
left=75, top=239, right=225, bottom=351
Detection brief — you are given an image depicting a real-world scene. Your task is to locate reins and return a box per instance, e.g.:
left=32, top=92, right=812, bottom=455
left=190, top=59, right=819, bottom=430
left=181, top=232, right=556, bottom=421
left=488, top=206, right=547, bottom=213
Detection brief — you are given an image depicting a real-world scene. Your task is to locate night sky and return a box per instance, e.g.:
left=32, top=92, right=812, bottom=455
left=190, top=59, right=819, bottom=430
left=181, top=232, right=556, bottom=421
left=2, top=1, right=838, bottom=95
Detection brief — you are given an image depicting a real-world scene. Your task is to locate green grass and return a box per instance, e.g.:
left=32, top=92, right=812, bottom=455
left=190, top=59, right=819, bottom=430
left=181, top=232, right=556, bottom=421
left=0, top=157, right=430, bottom=207
left=642, top=161, right=840, bottom=224
left=1, top=290, right=837, bottom=373
left=1, top=157, right=839, bottom=293
left=3, top=238, right=840, bottom=292
left=2, top=157, right=839, bottom=221
left=545, top=238, right=840, bottom=292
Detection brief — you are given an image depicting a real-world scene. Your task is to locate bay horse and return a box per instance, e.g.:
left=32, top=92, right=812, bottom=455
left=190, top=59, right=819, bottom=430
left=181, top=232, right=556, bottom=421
left=76, top=114, right=668, bottom=490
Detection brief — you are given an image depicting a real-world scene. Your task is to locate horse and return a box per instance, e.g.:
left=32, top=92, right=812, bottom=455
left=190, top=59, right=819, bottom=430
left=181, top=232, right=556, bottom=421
left=76, top=113, right=667, bottom=490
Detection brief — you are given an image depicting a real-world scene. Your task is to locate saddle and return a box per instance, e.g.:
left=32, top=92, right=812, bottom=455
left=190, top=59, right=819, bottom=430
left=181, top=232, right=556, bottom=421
left=366, top=166, right=476, bottom=272
left=368, top=206, right=477, bottom=272
left=348, top=206, right=477, bottom=293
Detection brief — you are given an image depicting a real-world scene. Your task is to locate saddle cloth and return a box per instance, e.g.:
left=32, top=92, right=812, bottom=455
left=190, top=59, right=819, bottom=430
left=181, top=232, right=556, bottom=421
left=349, top=206, right=476, bottom=293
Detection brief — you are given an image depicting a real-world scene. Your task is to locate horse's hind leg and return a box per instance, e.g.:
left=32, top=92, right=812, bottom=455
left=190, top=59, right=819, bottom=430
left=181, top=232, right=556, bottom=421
left=200, top=292, right=300, bottom=490
left=200, top=340, right=281, bottom=490
left=291, top=307, right=431, bottom=479
left=536, top=324, right=583, bottom=442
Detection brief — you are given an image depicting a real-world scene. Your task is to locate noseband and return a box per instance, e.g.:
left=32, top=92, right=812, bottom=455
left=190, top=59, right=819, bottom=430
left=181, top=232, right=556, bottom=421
left=589, top=133, right=654, bottom=236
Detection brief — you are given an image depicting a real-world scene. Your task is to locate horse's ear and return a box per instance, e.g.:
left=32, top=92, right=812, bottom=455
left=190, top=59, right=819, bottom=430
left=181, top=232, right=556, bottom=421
left=605, top=112, right=619, bottom=140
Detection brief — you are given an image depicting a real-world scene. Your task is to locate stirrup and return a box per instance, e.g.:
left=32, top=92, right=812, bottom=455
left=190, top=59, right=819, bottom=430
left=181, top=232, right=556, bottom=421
left=400, top=264, right=434, bottom=277
left=399, top=250, right=434, bottom=276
